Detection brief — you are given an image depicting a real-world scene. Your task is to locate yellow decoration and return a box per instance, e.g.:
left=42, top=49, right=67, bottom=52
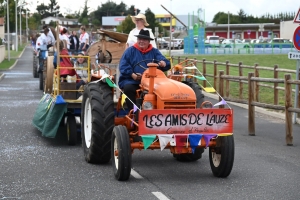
left=121, top=94, right=126, bottom=108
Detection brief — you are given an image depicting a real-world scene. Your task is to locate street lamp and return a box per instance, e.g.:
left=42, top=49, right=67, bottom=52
left=18, top=3, right=27, bottom=46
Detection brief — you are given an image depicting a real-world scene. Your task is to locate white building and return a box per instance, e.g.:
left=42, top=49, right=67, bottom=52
left=280, top=20, right=299, bottom=40
left=41, top=16, right=80, bottom=28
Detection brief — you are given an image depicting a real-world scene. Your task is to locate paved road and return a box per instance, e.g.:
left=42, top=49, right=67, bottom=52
left=1, top=46, right=300, bottom=200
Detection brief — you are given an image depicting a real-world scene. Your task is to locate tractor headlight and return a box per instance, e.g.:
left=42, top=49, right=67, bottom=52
left=143, top=102, right=153, bottom=110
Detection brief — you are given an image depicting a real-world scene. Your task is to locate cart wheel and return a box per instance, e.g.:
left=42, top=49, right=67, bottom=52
left=39, top=72, right=43, bottom=90
left=209, top=135, right=235, bottom=178
left=33, top=54, right=39, bottom=78
left=81, top=82, right=114, bottom=164
left=67, top=115, right=77, bottom=146
left=111, top=125, right=131, bottom=181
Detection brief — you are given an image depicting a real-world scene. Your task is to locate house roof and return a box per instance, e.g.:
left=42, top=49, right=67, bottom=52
left=41, top=16, right=78, bottom=22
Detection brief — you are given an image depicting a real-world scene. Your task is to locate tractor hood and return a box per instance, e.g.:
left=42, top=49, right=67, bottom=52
left=140, top=69, right=196, bottom=101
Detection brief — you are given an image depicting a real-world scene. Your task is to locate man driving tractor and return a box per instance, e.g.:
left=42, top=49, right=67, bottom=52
left=118, top=29, right=171, bottom=111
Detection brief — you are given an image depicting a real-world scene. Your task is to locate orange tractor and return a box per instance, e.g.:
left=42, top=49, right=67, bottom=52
left=81, top=59, right=234, bottom=181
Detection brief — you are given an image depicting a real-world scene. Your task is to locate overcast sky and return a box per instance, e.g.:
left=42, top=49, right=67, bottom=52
left=32, top=0, right=299, bottom=22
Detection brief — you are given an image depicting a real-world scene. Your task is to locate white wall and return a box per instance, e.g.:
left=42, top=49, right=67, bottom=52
left=280, top=21, right=299, bottom=40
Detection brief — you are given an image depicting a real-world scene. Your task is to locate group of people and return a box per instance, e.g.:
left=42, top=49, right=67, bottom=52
left=31, top=13, right=170, bottom=109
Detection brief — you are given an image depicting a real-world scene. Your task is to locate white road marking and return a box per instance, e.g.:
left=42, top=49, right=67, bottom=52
left=152, top=192, right=170, bottom=200
left=131, top=169, right=144, bottom=179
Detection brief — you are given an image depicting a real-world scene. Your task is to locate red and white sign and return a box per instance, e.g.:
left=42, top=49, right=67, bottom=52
left=293, top=8, right=300, bottom=23
left=139, top=109, right=233, bottom=135
left=293, top=26, right=300, bottom=51
left=114, top=18, right=125, bottom=21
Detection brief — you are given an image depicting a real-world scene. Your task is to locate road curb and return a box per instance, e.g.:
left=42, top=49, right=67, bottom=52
left=9, top=46, right=27, bottom=70
left=0, top=73, right=5, bottom=81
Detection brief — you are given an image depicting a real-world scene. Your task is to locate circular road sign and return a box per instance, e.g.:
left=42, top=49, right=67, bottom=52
left=293, top=26, right=300, bottom=51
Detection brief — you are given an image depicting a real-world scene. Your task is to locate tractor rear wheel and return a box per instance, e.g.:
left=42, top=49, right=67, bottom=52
left=173, top=81, right=205, bottom=162
left=81, top=82, right=115, bottom=164
left=209, top=135, right=235, bottom=177
left=111, top=125, right=131, bottom=181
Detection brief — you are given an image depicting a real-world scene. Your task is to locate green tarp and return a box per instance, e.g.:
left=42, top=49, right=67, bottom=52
left=32, top=94, right=67, bottom=138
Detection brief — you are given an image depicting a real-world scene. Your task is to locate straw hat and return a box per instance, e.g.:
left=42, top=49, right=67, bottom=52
left=131, top=13, right=149, bottom=26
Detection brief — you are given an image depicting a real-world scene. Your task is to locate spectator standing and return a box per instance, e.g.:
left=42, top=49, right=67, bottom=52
left=126, top=13, right=156, bottom=48
left=69, top=31, right=79, bottom=54
left=79, top=26, right=89, bottom=51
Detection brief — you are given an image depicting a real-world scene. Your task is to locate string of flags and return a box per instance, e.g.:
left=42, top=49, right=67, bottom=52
left=140, top=133, right=233, bottom=152
left=93, top=62, right=231, bottom=123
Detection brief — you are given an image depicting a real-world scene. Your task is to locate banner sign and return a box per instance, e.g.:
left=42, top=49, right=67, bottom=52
left=138, top=109, right=233, bottom=135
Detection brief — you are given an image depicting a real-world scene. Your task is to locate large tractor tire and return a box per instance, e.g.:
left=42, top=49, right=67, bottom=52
left=81, top=82, right=115, bottom=164
left=33, top=53, right=39, bottom=78
left=174, top=81, right=205, bottom=162
left=209, top=135, right=235, bottom=177
left=111, top=125, right=132, bottom=181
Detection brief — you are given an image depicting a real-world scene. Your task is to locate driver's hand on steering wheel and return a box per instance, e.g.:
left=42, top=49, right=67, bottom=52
left=158, top=61, right=166, bottom=68
left=132, top=73, right=142, bottom=81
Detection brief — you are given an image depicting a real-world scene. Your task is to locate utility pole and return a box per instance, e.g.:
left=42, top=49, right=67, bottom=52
left=15, top=0, right=18, bottom=51
left=6, top=0, right=10, bottom=61
left=227, top=11, right=230, bottom=39
left=19, top=6, right=22, bottom=45
left=26, top=9, right=28, bottom=43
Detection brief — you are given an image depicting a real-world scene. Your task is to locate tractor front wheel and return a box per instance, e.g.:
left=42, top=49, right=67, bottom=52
left=209, top=135, right=235, bottom=177
left=111, top=125, right=132, bottom=181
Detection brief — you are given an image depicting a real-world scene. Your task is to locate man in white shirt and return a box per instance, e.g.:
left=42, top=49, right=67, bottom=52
left=37, top=28, right=50, bottom=72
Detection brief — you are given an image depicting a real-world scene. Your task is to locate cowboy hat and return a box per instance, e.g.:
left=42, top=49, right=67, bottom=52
left=131, top=13, right=149, bottom=26
left=134, top=29, right=154, bottom=40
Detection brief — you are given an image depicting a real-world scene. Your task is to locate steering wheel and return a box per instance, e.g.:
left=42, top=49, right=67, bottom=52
left=132, top=59, right=161, bottom=74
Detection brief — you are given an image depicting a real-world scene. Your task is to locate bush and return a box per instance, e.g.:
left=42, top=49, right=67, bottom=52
left=0, top=37, right=2, bottom=45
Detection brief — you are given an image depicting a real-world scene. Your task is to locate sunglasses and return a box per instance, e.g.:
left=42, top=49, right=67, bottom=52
left=135, top=19, right=143, bottom=22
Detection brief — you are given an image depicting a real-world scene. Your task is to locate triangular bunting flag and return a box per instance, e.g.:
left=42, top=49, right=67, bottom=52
left=213, top=98, right=227, bottom=107
left=158, top=134, right=173, bottom=151
left=203, top=134, right=217, bottom=148
left=175, top=134, right=188, bottom=153
left=184, top=66, right=198, bottom=70
left=188, top=134, right=203, bottom=154
left=203, top=87, right=216, bottom=93
left=121, top=94, right=126, bottom=108
left=133, top=104, right=138, bottom=113
left=105, top=78, right=116, bottom=87
left=100, top=73, right=110, bottom=81
left=141, top=135, right=156, bottom=150
left=217, top=133, right=233, bottom=136
left=194, top=75, right=206, bottom=81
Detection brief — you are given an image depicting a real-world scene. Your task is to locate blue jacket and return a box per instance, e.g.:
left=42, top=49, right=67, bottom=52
left=118, top=46, right=171, bottom=89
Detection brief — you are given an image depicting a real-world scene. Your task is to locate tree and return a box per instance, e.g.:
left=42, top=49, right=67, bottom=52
left=116, top=15, right=135, bottom=33
left=48, top=0, right=60, bottom=17
left=78, top=0, right=89, bottom=24
left=145, top=8, right=163, bottom=35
